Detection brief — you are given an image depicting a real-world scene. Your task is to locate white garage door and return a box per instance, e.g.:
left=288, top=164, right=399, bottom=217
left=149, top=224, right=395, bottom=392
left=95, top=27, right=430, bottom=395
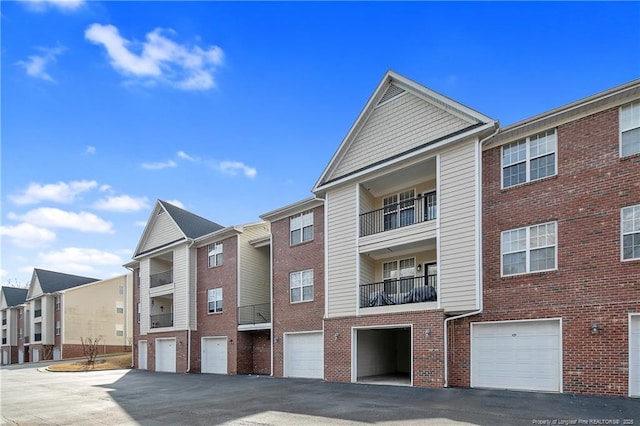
left=138, top=341, right=147, bottom=370
left=630, top=315, right=640, bottom=397
left=472, top=319, right=561, bottom=392
left=18, top=349, right=24, bottom=364
left=32, top=348, right=40, bottom=363
left=155, top=338, right=176, bottom=373
left=202, top=337, right=227, bottom=374
left=284, top=332, right=323, bottom=379
left=2, top=349, right=8, bottom=365
left=53, top=348, right=61, bottom=360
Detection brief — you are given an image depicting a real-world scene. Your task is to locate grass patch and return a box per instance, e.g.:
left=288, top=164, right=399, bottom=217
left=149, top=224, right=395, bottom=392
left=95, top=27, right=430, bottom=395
left=47, top=354, right=132, bottom=372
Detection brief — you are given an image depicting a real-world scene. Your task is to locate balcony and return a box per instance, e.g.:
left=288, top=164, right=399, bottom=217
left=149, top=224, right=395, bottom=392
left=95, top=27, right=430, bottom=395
left=34, top=309, right=42, bottom=318
left=1, top=319, right=6, bottom=326
left=34, top=333, right=42, bottom=342
left=150, top=313, right=173, bottom=329
left=150, top=269, right=173, bottom=288
left=1, top=338, right=6, bottom=345
left=238, top=303, right=271, bottom=325
left=360, top=191, right=436, bottom=237
left=359, top=275, right=437, bottom=308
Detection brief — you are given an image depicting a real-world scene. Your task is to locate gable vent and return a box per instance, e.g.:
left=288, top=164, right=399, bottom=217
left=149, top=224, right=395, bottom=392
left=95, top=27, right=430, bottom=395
left=377, top=84, right=406, bottom=105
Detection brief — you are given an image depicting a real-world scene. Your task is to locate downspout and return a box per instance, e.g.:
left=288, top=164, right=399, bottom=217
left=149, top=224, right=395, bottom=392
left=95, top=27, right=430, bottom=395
left=443, top=125, right=498, bottom=388
left=124, top=266, right=135, bottom=369
left=186, top=239, right=195, bottom=373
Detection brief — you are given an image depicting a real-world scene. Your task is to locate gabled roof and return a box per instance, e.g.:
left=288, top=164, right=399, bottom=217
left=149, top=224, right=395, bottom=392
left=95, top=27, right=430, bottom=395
left=159, top=200, right=224, bottom=239
left=1, top=287, right=28, bottom=307
left=30, top=269, right=98, bottom=297
left=260, top=196, right=324, bottom=223
left=313, top=70, right=496, bottom=192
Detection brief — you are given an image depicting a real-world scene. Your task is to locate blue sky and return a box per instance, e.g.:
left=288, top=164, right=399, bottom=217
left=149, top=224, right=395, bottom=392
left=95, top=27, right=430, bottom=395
left=2, top=0, right=639, bottom=286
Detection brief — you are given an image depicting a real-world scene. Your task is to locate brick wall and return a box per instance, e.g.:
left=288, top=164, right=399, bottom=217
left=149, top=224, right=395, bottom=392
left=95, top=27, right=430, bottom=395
left=62, top=344, right=129, bottom=360
left=271, top=205, right=325, bottom=377
left=324, top=310, right=445, bottom=387
left=194, top=235, right=239, bottom=374
left=449, top=105, right=640, bottom=396
left=143, top=330, right=189, bottom=373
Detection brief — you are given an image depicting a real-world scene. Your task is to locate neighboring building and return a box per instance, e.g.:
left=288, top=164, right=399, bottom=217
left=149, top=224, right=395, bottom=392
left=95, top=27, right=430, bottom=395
left=24, top=268, right=133, bottom=362
left=261, top=197, right=325, bottom=379
left=448, top=79, right=640, bottom=397
left=1, top=287, right=28, bottom=365
left=312, top=70, right=498, bottom=387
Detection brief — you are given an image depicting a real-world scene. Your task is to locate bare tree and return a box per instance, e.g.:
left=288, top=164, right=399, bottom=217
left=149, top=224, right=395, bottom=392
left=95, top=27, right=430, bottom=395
left=80, top=337, right=101, bottom=365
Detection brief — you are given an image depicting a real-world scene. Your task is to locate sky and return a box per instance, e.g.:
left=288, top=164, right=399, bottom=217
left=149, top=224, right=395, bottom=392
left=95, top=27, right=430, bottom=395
left=1, top=0, right=639, bottom=286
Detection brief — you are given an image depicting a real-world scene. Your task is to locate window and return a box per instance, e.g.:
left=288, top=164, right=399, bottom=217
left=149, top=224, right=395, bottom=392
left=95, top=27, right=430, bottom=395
left=290, top=211, right=313, bottom=245
left=621, top=101, right=640, bottom=157
left=502, top=130, right=556, bottom=188
left=290, top=269, right=313, bottom=303
left=55, top=297, right=60, bottom=310
left=116, top=324, right=124, bottom=337
left=383, top=258, right=415, bottom=293
left=207, top=288, right=223, bottom=313
left=55, top=321, right=60, bottom=336
left=383, top=189, right=416, bottom=230
left=208, top=243, right=223, bottom=268
left=502, top=222, right=557, bottom=276
left=118, top=285, right=124, bottom=295
left=137, top=303, right=141, bottom=324
left=116, top=302, right=124, bottom=314
left=622, top=205, right=640, bottom=260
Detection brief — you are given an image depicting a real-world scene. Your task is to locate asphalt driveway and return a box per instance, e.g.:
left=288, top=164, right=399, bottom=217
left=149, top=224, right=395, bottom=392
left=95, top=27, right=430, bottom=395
left=1, top=364, right=638, bottom=425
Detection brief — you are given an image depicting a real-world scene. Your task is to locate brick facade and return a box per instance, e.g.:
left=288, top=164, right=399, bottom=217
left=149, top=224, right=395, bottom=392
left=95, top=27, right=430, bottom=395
left=448, top=105, right=640, bottom=396
left=271, top=205, right=325, bottom=377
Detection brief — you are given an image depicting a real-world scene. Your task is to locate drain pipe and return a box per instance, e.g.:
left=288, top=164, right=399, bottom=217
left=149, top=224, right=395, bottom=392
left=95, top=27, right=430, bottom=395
left=443, top=125, right=498, bottom=387
left=186, top=239, right=195, bottom=373
left=124, top=265, right=136, bottom=369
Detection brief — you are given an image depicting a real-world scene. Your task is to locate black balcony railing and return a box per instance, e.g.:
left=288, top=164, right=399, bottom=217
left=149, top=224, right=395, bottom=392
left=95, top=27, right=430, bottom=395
left=34, top=333, right=42, bottom=342
left=360, top=191, right=437, bottom=237
left=150, top=269, right=173, bottom=288
left=238, top=303, right=271, bottom=325
left=359, top=275, right=437, bottom=308
left=34, top=309, right=42, bottom=318
left=150, top=313, right=173, bottom=328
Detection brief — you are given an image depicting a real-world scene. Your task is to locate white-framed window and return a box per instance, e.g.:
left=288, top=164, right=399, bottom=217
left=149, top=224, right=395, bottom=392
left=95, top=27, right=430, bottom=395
left=501, top=222, right=557, bottom=276
left=55, top=296, right=60, bottom=310
left=290, top=211, right=313, bottom=245
left=383, top=189, right=416, bottom=230
left=118, top=285, right=124, bottom=295
left=207, top=288, right=223, bottom=313
left=116, top=324, right=124, bottom=337
left=208, top=242, right=223, bottom=268
left=116, top=301, right=124, bottom=315
left=137, top=303, right=141, bottom=324
left=55, top=321, right=60, bottom=336
left=621, top=101, right=640, bottom=157
left=383, top=258, right=416, bottom=293
left=622, top=204, right=640, bottom=261
left=290, top=269, right=313, bottom=303
left=502, top=130, right=557, bottom=188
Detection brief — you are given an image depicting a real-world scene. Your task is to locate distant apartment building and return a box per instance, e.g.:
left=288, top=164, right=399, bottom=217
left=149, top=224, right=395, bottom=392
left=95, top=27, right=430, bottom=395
left=1, top=286, right=28, bottom=365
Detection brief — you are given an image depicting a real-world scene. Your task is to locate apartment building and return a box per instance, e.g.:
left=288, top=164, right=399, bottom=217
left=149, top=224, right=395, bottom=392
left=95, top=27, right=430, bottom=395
left=23, top=268, right=133, bottom=362
left=260, top=197, right=325, bottom=379
left=1, top=286, right=28, bottom=364
left=312, top=70, right=498, bottom=387
left=447, top=79, right=640, bottom=397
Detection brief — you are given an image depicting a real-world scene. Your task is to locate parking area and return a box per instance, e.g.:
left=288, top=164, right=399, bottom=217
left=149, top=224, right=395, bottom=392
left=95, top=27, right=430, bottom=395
left=1, top=365, right=639, bottom=425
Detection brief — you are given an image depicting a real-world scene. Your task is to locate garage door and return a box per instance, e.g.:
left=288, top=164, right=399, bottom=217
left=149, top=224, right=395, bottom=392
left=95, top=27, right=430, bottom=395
left=202, top=337, right=227, bottom=374
left=138, top=341, right=147, bottom=370
left=472, top=319, right=561, bottom=392
left=18, top=349, right=24, bottom=364
left=630, top=315, right=640, bottom=397
left=155, top=338, right=176, bottom=373
left=284, top=332, right=323, bottom=379
left=2, top=349, right=8, bottom=365
left=32, top=348, right=40, bottom=362
left=53, top=348, right=61, bottom=360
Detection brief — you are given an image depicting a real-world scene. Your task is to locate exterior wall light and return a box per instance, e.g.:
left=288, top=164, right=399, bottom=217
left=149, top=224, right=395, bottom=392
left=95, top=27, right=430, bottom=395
left=591, top=323, right=601, bottom=334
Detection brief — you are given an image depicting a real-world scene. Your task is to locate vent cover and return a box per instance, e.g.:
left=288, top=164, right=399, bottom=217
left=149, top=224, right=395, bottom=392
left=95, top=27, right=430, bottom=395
left=377, top=84, right=406, bottom=105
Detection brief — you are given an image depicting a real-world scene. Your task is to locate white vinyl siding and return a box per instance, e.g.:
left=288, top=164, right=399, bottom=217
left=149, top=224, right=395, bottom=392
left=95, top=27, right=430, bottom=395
left=139, top=210, right=184, bottom=253
left=139, top=260, right=150, bottom=333
left=326, top=185, right=358, bottom=318
left=208, top=242, right=223, bottom=268
left=621, top=101, right=640, bottom=157
left=439, top=141, right=479, bottom=312
left=329, top=92, right=471, bottom=180
left=622, top=204, right=640, bottom=261
left=501, top=222, right=557, bottom=276
left=502, top=130, right=557, bottom=188
left=238, top=224, right=270, bottom=307
left=171, top=246, right=188, bottom=329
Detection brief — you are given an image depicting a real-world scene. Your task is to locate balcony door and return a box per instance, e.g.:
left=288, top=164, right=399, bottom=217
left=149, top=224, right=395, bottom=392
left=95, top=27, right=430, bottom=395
left=383, top=189, right=415, bottom=231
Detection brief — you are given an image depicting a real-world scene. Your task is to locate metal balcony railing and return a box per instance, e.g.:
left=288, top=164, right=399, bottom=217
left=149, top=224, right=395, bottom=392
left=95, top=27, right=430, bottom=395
left=150, top=313, right=173, bottom=328
left=34, top=309, right=42, bottom=318
left=359, top=275, right=437, bottom=308
left=359, top=191, right=437, bottom=237
left=34, top=333, right=42, bottom=342
left=150, top=269, right=173, bottom=288
left=238, top=303, right=271, bottom=325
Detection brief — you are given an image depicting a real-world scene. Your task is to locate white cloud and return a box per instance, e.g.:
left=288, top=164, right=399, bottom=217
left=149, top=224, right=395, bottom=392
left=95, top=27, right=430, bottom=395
left=9, top=208, right=114, bottom=233
left=94, top=195, right=149, bottom=212
left=0, top=223, right=56, bottom=247
left=85, top=146, right=96, bottom=154
left=164, top=199, right=185, bottom=209
left=99, top=184, right=112, bottom=192
left=36, top=247, right=122, bottom=275
left=141, top=160, right=177, bottom=170
left=218, top=161, right=257, bottom=179
left=135, top=221, right=147, bottom=227
left=20, top=0, right=85, bottom=12
left=16, top=45, right=66, bottom=82
left=9, top=180, right=98, bottom=205
left=85, top=24, right=224, bottom=91
left=177, top=150, right=197, bottom=162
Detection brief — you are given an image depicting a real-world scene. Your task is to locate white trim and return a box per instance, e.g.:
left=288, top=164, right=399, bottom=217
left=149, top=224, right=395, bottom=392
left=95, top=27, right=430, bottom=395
left=630, top=313, right=640, bottom=397
left=374, top=89, right=409, bottom=109
left=621, top=204, right=640, bottom=262
left=500, top=221, right=558, bottom=277
left=282, top=330, right=324, bottom=379
left=355, top=184, right=361, bottom=317
left=474, top=137, right=482, bottom=309
left=289, top=269, right=314, bottom=304
left=269, top=232, right=274, bottom=377
left=154, top=337, right=177, bottom=373
left=200, top=336, right=228, bottom=375
left=500, top=129, right=557, bottom=190
left=323, top=193, right=329, bottom=319
left=470, top=317, right=563, bottom=392
left=619, top=100, right=640, bottom=158
left=435, top=155, right=442, bottom=310
left=260, top=197, right=324, bottom=223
